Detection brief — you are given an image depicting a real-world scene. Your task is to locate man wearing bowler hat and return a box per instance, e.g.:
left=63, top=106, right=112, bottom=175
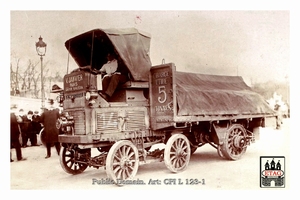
left=40, top=99, right=61, bottom=158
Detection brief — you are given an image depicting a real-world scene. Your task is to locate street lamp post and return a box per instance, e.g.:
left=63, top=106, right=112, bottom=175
left=35, top=36, right=47, bottom=110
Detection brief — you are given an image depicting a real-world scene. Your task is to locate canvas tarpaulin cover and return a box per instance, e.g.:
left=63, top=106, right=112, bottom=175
left=65, top=28, right=152, bottom=81
left=175, top=71, right=275, bottom=116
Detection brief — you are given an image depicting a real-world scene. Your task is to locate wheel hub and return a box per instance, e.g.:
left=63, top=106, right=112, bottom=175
left=233, top=135, right=246, bottom=148
left=176, top=148, right=185, bottom=158
left=120, top=157, right=132, bottom=169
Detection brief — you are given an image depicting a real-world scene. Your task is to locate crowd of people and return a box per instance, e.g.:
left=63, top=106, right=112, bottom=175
left=10, top=99, right=61, bottom=162
left=18, top=109, right=41, bottom=148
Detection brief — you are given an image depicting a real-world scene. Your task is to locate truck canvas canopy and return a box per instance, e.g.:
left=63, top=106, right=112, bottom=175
left=65, top=28, right=152, bottom=81
left=150, top=63, right=275, bottom=131
left=175, top=71, right=275, bottom=116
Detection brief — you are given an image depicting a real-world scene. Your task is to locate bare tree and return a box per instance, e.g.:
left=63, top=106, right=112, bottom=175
left=27, top=59, right=41, bottom=98
left=33, top=59, right=50, bottom=98
left=10, top=55, right=50, bottom=98
left=10, top=57, right=20, bottom=96
left=54, top=71, right=63, bottom=82
left=19, top=61, right=30, bottom=95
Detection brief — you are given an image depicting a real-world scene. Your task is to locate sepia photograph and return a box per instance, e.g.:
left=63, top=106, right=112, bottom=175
left=5, top=1, right=297, bottom=198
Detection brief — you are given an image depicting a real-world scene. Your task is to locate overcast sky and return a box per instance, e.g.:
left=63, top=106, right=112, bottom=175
left=10, top=10, right=290, bottom=85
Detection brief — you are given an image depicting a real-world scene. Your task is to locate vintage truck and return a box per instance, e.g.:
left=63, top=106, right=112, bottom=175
left=54, top=28, right=276, bottom=185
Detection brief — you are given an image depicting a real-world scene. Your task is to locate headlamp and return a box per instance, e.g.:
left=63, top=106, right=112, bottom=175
left=86, top=89, right=98, bottom=107
left=86, top=91, right=91, bottom=100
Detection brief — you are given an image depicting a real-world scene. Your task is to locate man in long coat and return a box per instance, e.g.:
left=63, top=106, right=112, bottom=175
left=18, top=109, right=29, bottom=147
left=40, top=100, right=61, bottom=158
left=10, top=105, right=26, bottom=161
left=31, top=110, right=41, bottom=146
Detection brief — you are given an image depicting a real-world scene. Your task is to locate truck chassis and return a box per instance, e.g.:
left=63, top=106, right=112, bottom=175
left=54, top=28, right=276, bottom=186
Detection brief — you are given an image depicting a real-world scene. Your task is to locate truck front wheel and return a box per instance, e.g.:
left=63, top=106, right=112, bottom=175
left=105, top=140, right=139, bottom=186
left=59, top=144, right=90, bottom=175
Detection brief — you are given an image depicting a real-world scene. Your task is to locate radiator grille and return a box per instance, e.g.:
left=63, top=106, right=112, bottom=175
left=126, top=110, right=146, bottom=130
left=96, top=112, right=118, bottom=132
left=69, top=110, right=85, bottom=135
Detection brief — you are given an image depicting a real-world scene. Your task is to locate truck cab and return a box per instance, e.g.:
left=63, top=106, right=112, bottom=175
left=57, top=28, right=153, bottom=145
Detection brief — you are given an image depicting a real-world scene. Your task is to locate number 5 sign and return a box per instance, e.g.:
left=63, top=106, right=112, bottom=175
left=150, top=63, right=175, bottom=130
left=158, top=86, right=167, bottom=103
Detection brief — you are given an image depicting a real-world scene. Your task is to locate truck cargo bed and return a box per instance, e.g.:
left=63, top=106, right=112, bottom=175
left=150, top=63, right=276, bottom=130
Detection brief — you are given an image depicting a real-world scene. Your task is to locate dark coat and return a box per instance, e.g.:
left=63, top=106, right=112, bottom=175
left=32, top=115, right=42, bottom=134
left=11, top=113, right=21, bottom=142
left=40, top=109, right=60, bottom=143
left=19, top=115, right=31, bottom=134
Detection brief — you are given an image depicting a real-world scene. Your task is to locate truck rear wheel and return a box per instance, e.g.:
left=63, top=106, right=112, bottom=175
left=219, top=124, right=247, bottom=160
left=164, top=134, right=191, bottom=173
left=106, top=140, right=139, bottom=186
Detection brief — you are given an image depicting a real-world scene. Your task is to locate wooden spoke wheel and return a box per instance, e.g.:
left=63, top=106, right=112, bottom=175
left=164, top=134, right=191, bottom=173
left=219, top=124, right=247, bottom=160
left=106, top=140, right=139, bottom=186
left=59, top=145, right=91, bottom=175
